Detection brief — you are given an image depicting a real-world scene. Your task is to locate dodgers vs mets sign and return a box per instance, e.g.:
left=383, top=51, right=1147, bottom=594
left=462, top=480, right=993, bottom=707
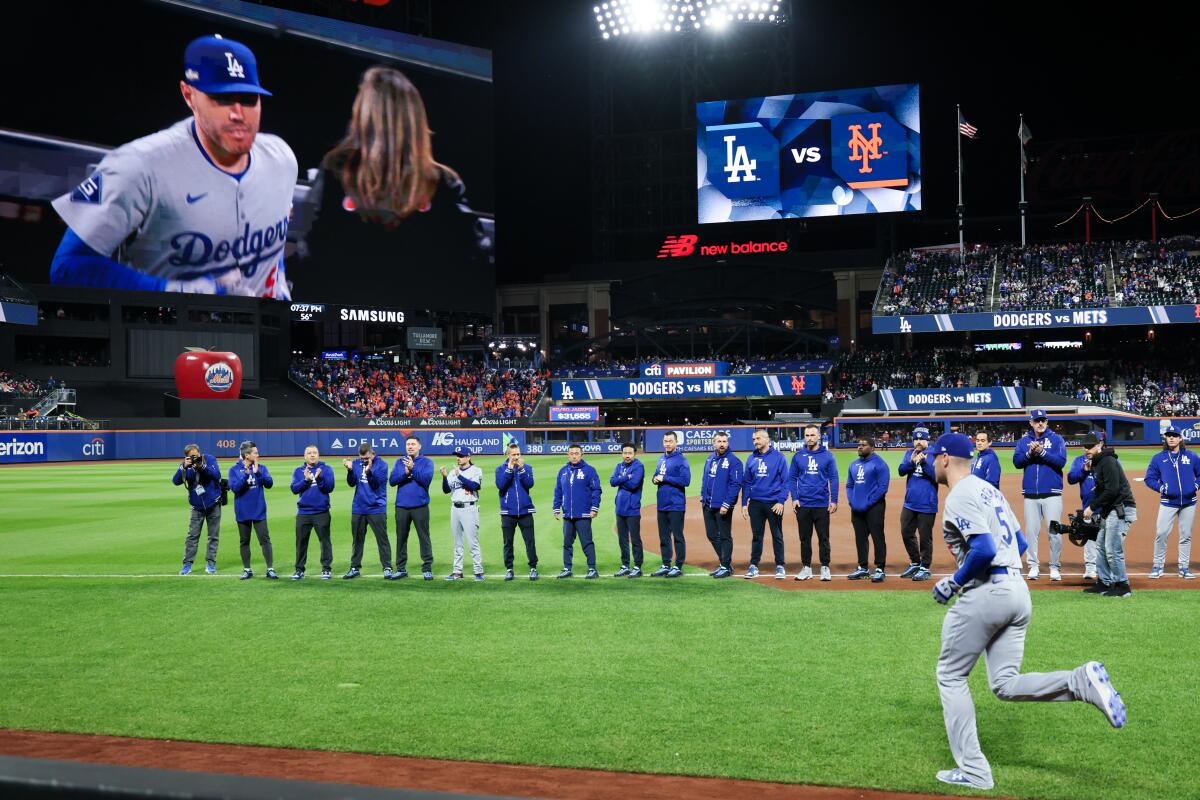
left=697, top=84, right=921, bottom=223
left=552, top=374, right=822, bottom=401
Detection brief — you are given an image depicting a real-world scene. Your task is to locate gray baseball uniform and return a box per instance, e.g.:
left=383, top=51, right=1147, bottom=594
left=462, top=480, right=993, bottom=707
left=937, top=474, right=1120, bottom=789
left=448, top=464, right=484, bottom=576
left=52, top=118, right=296, bottom=298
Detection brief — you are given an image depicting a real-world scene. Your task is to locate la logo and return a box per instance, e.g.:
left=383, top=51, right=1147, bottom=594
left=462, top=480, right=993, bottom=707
left=225, top=52, right=246, bottom=79
left=723, top=135, right=757, bottom=183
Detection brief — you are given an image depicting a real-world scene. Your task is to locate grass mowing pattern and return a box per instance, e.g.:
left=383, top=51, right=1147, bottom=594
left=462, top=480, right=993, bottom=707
left=0, top=450, right=1193, bottom=800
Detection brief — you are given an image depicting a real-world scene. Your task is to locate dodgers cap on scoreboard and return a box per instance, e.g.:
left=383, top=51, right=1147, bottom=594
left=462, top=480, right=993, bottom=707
left=184, top=35, right=272, bottom=96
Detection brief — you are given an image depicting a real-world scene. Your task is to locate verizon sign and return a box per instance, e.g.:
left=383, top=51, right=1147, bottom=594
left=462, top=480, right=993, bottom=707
left=657, top=233, right=789, bottom=259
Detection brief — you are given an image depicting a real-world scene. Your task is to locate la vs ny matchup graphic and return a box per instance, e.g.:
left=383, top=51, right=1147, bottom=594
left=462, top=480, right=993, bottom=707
left=697, top=83, right=921, bottom=223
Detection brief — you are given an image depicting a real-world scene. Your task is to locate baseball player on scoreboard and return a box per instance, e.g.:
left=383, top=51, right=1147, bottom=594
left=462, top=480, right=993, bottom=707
left=442, top=447, right=485, bottom=581
left=1012, top=409, right=1067, bottom=580
left=49, top=35, right=296, bottom=298
left=928, top=433, right=1127, bottom=791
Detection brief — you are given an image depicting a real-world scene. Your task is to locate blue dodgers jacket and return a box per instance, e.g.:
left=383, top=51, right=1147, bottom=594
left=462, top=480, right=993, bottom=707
left=742, top=446, right=790, bottom=506
left=1144, top=448, right=1200, bottom=508
left=654, top=449, right=692, bottom=512
left=553, top=460, right=602, bottom=519
left=228, top=462, right=274, bottom=523
left=1012, top=431, right=1067, bottom=496
left=897, top=449, right=938, bottom=514
left=845, top=453, right=890, bottom=512
left=291, top=462, right=335, bottom=515
left=389, top=455, right=434, bottom=508
left=1066, top=455, right=1096, bottom=509
left=700, top=450, right=743, bottom=511
left=609, top=459, right=645, bottom=517
left=496, top=463, right=536, bottom=516
left=788, top=446, right=839, bottom=508
left=971, top=448, right=1001, bottom=489
left=172, top=454, right=221, bottom=510
left=346, top=457, right=389, bottom=515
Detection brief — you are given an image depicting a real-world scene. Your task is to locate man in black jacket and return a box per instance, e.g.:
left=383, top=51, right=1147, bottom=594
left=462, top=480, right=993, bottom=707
left=1081, top=433, right=1137, bottom=598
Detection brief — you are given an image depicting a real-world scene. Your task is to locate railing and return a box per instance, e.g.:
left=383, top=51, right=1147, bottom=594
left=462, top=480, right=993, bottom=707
left=0, top=416, right=107, bottom=431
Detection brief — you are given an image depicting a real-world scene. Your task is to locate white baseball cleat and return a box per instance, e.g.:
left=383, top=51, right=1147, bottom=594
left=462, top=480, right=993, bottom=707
left=936, top=768, right=994, bottom=790
left=1027, top=564, right=1040, bottom=581
left=1085, top=661, right=1126, bottom=729
left=1049, top=566, right=1062, bottom=581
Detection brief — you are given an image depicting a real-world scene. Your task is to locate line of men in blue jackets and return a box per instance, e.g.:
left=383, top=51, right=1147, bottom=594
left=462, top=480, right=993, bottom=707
left=172, top=421, right=1198, bottom=583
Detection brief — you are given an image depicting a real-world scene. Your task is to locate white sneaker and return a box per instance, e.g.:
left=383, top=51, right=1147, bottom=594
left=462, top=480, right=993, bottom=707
left=795, top=566, right=813, bottom=581
left=820, top=566, right=831, bottom=581
left=1084, top=565, right=1097, bottom=580
left=774, top=565, right=787, bottom=579
left=1027, top=564, right=1040, bottom=581
left=1049, top=566, right=1062, bottom=581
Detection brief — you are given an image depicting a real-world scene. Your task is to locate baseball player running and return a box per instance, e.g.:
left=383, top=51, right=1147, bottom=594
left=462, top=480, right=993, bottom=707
left=442, top=447, right=484, bottom=581
left=929, top=433, right=1126, bottom=791
left=1144, top=425, right=1198, bottom=579
left=50, top=35, right=296, bottom=298
left=1013, top=409, right=1067, bottom=580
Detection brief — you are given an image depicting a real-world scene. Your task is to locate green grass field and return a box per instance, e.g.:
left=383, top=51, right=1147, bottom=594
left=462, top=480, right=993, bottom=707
left=1, top=449, right=1194, bottom=799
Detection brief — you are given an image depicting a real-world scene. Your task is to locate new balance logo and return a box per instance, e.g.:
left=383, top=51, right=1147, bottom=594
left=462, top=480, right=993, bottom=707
left=848, top=123, right=885, bottom=174
left=225, top=52, right=246, bottom=79
left=657, top=235, right=697, bottom=259
left=723, top=135, right=758, bottom=183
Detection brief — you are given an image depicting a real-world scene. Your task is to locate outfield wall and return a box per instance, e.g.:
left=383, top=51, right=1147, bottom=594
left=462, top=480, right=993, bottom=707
left=832, top=414, right=1200, bottom=448
left=2, top=416, right=1197, bottom=464
left=0, top=425, right=795, bottom=464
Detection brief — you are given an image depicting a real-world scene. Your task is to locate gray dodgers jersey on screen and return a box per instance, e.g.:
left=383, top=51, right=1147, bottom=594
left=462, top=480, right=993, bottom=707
left=51, top=118, right=297, bottom=299
left=942, top=474, right=1024, bottom=590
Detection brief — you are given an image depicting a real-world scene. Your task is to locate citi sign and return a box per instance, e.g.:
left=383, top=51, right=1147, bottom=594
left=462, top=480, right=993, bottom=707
left=82, top=437, right=105, bottom=457
left=657, top=234, right=788, bottom=259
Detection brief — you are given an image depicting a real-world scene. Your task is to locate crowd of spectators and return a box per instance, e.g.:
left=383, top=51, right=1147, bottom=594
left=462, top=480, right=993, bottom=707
left=18, top=344, right=108, bottom=367
left=875, top=249, right=992, bottom=315
left=993, top=243, right=1111, bottom=310
left=831, top=346, right=974, bottom=396
left=0, top=370, right=45, bottom=396
left=976, top=363, right=1113, bottom=405
left=291, top=356, right=548, bottom=419
left=876, top=238, right=1200, bottom=316
left=1116, top=357, right=1200, bottom=417
left=1112, top=238, right=1200, bottom=306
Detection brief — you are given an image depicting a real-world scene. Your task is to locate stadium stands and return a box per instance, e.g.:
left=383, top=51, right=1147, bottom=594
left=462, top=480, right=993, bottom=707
left=553, top=353, right=833, bottom=378
left=831, top=346, right=974, bottom=396
left=875, top=237, right=1200, bottom=316
left=291, top=356, right=548, bottom=419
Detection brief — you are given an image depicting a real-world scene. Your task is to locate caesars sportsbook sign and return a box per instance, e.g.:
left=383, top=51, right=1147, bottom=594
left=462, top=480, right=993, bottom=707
left=552, top=373, right=822, bottom=401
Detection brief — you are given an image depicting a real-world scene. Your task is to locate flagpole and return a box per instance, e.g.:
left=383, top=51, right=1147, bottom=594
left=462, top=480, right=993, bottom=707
left=1019, top=113, right=1028, bottom=246
left=957, top=104, right=964, bottom=257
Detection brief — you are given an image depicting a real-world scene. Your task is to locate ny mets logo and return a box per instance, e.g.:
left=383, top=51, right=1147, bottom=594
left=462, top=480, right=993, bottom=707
left=848, top=123, right=885, bottom=174
left=790, top=375, right=806, bottom=394
left=657, top=235, right=698, bottom=259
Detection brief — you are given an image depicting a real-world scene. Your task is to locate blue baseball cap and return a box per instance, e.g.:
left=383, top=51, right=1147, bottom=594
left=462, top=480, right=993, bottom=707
left=453, top=446, right=474, bottom=458
left=1164, top=425, right=1182, bottom=436
left=912, top=427, right=930, bottom=440
left=1029, top=408, right=1048, bottom=421
left=931, top=432, right=974, bottom=459
left=184, top=35, right=272, bottom=96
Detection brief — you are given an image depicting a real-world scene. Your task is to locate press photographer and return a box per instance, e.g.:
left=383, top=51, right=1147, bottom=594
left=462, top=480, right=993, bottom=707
left=171, top=444, right=222, bottom=575
left=1080, top=432, right=1136, bottom=598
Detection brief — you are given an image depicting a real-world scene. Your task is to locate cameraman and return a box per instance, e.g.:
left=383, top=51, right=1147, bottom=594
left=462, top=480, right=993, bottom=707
left=172, top=444, right=221, bottom=575
left=1080, top=432, right=1136, bottom=598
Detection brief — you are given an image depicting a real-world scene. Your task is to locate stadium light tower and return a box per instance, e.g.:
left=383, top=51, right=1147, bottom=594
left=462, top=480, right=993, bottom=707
left=592, top=0, right=788, bottom=39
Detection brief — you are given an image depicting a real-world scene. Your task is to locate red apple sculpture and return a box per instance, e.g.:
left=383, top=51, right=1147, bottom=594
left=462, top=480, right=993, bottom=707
left=175, top=348, right=243, bottom=399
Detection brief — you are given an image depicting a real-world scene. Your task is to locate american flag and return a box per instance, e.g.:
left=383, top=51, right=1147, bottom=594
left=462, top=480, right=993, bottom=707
left=958, top=111, right=978, bottom=139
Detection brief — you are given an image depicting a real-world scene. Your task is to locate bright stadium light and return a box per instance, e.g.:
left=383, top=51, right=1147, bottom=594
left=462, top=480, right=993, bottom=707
left=591, top=0, right=786, bottom=38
